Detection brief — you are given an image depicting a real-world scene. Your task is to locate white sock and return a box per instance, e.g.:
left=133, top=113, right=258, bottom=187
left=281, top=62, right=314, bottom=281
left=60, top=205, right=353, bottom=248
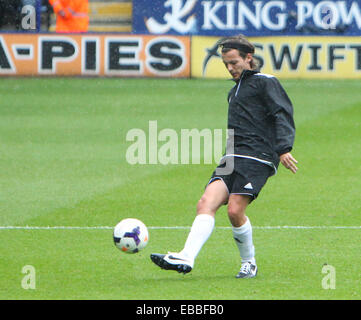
left=232, top=216, right=255, bottom=264
left=179, top=214, right=215, bottom=264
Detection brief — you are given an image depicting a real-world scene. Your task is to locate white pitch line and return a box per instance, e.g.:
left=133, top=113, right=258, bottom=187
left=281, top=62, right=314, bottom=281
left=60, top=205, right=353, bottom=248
left=0, top=226, right=360, bottom=230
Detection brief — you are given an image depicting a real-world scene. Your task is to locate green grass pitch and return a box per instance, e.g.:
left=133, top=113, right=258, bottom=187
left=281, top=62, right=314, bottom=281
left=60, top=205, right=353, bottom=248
left=0, top=77, right=360, bottom=300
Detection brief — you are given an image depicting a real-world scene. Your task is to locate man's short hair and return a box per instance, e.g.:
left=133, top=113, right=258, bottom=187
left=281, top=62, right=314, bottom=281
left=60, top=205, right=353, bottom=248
left=218, top=34, right=259, bottom=70
left=218, top=34, right=255, bottom=55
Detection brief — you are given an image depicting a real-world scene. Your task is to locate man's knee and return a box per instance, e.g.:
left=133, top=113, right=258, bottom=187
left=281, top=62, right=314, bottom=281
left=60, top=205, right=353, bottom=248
left=196, top=180, right=229, bottom=215
left=227, top=195, right=251, bottom=226
left=197, top=194, right=223, bottom=215
left=227, top=204, right=245, bottom=221
left=197, top=195, right=211, bottom=214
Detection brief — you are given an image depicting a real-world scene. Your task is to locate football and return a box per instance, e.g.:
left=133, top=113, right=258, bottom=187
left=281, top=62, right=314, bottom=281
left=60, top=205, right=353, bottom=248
left=113, top=218, right=149, bottom=253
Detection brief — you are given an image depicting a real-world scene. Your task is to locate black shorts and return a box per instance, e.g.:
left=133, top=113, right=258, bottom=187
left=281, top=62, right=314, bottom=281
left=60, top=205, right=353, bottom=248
left=207, top=157, right=274, bottom=202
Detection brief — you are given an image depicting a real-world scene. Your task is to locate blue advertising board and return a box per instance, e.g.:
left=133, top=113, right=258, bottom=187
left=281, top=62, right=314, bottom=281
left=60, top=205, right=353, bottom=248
left=132, top=0, right=361, bottom=36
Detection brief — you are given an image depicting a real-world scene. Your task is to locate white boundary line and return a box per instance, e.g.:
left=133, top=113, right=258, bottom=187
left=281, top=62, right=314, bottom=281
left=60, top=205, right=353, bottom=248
left=0, top=226, right=360, bottom=230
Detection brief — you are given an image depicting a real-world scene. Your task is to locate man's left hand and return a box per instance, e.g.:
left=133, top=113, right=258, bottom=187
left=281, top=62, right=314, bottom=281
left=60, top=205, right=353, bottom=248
left=280, top=152, right=298, bottom=174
